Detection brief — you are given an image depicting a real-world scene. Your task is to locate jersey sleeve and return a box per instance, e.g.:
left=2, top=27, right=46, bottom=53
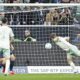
left=53, top=37, right=59, bottom=42
left=64, top=37, right=70, bottom=41
left=9, top=28, right=14, bottom=37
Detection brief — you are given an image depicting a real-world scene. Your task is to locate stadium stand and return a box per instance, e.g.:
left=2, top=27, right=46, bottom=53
left=2, top=0, right=80, bottom=3
left=0, top=6, right=80, bottom=67
left=1, top=6, right=78, bottom=25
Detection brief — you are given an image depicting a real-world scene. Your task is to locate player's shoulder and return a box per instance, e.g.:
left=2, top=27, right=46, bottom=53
left=5, top=26, right=13, bottom=33
left=7, top=26, right=12, bottom=30
left=53, top=37, right=59, bottom=42
left=59, top=36, right=65, bottom=39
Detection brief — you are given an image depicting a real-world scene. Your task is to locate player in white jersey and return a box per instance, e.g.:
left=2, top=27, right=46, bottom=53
left=0, top=18, right=14, bottom=75
left=50, top=33, right=80, bottom=73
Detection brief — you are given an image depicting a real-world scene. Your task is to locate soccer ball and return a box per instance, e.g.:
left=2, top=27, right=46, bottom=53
left=45, top=43, right=52, bottom=49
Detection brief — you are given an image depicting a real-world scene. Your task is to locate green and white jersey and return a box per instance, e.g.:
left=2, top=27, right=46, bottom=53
left=0, top=25, right=14, bottom=49
left=53, top=36, right=80, bottom=56
left=53, top=37, right=72, bottom=51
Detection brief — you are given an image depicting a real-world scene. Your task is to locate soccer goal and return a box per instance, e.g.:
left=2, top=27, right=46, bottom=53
left=10, top=25, right=80, bottom=73
left=0, top=4, right=80, bottom=74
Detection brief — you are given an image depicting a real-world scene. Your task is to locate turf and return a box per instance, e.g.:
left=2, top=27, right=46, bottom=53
left=0, top=74, right=80, bottom=80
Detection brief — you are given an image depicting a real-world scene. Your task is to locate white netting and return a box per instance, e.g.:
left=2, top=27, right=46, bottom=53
left=0, top=4, right=80, bottom=74
left=8, top=25, right=80, bottom=66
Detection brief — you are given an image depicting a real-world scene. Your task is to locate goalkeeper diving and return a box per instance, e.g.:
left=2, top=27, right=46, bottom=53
left=50, top=33, right=80, bottom=73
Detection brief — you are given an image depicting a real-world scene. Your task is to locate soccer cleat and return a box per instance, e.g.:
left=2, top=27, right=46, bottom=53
left=9, top=71, right=15, bottom=75
left=73, top=69, right=79, bottom=74
left=74, top=71, right=79, bottom=74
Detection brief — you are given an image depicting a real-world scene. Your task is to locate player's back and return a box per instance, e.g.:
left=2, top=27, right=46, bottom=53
left=54, top=37, right=73, bottom=51
left=0, top=25, right=13, bottom=49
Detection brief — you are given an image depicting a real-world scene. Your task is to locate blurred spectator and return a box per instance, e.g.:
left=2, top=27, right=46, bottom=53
left=3, top=0, right=80, bottom=3
left=51, top=0, right=61, bottom=3
left=72, top=34, right=80, bottom=43
left=5, top=0, right=21, bottom=3
left=23, top=0, right=30, bottom=3
left=0, top=20, right=2, bottom=25
left=24, top=30, right=37, bottom=42
left=45, top=10, right=53, bottom=25
left=4, top=6, right=79, bottom=25
left=70, top=0, right=75, bottom=2
left=74, top=0, right=80, bottom=3
left=0, top=0, right=4, bottom=3
left=60, top=8, right=71, bottom=15
left=45, top=9, right=59, bottom=25
left=36, top=0, right=44, bottom=3
left=43, top=0, right=50, bottom=3
left=59, top=12, right=73, bottom=25
left=30, top=0, right=37, bottom=3
left=59, top=12, right=69, bottom=25
left=6, top=0, right=15, bottom=3
left=52, top=9, right=60, bottom=25
left=0, top=12, right=5, bottom=21
left=59, top=8, right=74, bottom=25
left=61, top=0, right=71, bottom=3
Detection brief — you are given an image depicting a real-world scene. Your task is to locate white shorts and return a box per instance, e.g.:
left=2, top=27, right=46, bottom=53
left=68, top=45, right=80, bottom=56
left=0, top=48, right=10, bottom=58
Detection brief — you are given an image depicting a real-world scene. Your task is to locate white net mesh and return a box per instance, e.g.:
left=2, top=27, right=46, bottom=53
left=0, top=4, right=80, bottom=74
left=9, top=25, right=80, bottom=66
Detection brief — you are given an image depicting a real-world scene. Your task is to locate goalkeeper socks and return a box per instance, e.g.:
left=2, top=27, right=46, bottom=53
left=69, top=62, right=78, bottom=73
left=70, top=62, right=75, bottom=70
left=10, top=61, right=15, bottom=71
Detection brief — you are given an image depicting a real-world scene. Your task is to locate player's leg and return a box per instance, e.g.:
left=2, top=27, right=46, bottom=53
left=3, top=49, right=10, bottom=75
left=70, top=45, right=80, bottom=56
left=2, top=53, right=16, bottom=74
left=67, top=53, right=78, bottom=73
left=75, top=49, right=80, bottom=57
left=0, top=58, right=5, bottom=69
left=67, top=53, right=75, bottom=69
left=0, top=49, right=4, bottom=69
left=10, top=54, right=16, bottom=74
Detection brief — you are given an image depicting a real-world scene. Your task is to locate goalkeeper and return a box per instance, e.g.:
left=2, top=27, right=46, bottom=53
left=50, top=33, right=80, bottom=73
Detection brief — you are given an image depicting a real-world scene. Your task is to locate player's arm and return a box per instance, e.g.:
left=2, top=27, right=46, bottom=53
left=10, top=39, right=16, bottom=61
left=9, top=28, right=14, bottom=42
left=10, top=36, right=14, bottom=42
left=53, top=37, right=59, bottom=42
left=10, top=43, right=14, bottom=51
left=64, top=37, right=70, bottom=42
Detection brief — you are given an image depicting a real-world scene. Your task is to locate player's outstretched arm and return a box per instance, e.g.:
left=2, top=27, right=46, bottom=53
left=64, top=37, right=70, bottom=42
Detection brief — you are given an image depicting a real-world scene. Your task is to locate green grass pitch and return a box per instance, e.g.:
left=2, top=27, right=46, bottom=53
left=0, top=74, right=80, bottom=80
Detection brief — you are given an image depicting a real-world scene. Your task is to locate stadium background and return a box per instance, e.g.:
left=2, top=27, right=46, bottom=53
left=11, top=25, right=80, bottom=67
left=0, top=6, right=80, bottom=74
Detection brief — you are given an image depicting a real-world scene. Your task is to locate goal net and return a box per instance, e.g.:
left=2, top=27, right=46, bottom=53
left=11, top=25, right=80, bottom=73
left=0, top=4, right=80, bottom=73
